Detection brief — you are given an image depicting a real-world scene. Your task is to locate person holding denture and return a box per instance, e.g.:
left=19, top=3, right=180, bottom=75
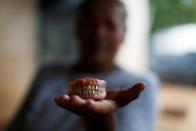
left=7, top=0, right=159, bottom=131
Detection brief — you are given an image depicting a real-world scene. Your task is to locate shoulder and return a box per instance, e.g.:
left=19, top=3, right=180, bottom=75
left=29, top=63, right=72, bottom=89
left=36, top=63, right=71, bottom=78
left=117, top=71, right=160, bottom=131
left=124, top=70, right=160, bottom=107
left=116, top=68, right=160, bottom=103
left=131, top=71, right=160, bottom=88
left=116, top=67, right=160, bottom=88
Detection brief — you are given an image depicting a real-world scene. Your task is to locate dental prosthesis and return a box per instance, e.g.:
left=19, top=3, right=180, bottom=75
left=69, top=77, right=107, bottom=100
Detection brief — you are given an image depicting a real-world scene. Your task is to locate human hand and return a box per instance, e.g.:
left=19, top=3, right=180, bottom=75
left=54, top=83, right=145, bottom=118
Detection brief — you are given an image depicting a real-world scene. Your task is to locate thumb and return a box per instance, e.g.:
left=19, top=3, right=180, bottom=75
left=115, top=83, right=145, bottom=107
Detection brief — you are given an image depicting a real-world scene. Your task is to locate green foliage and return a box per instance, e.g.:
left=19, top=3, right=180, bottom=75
left=150, top=0, right=196, bottom=32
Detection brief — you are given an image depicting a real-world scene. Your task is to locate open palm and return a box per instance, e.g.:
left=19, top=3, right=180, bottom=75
left=55, top=83, right=145, bottom=118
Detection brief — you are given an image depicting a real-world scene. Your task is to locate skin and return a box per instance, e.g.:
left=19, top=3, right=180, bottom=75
left=55, top=1, right=145, bottom=131
left=74, top=0, right=126, bottom=74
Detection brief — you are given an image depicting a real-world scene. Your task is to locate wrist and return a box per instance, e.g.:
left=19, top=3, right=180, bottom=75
left=83, top=113, right=117, bottom=131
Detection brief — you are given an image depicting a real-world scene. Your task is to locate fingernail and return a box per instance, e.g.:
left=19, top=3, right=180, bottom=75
left=139, top=83, right=145, bottom=90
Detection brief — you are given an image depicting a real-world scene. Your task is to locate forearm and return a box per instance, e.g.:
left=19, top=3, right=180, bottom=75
left=83, top=113, right=117, bottom=131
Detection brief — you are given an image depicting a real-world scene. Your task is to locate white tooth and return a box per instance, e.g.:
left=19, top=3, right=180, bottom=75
left=95, top=86, right=98, bottom=90
left=92, top=90, right=95, bottom=94
left=79, top=90, right=82, bottom=95
left=83, top=91, right=86, bottom=95
left=87, top=85, right=91, bottom=90
left=92, top=85, right=94, bottom=89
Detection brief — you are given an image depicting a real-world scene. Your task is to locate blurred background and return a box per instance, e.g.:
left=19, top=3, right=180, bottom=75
left=0, top=0, right=196, bottom=131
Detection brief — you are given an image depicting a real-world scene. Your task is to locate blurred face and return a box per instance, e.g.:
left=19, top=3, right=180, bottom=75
left=77, top=1, right=126, bottom=66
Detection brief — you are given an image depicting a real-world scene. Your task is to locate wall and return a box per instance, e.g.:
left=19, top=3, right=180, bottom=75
left=116, top=0, right=150, bottom=73
left=0, top=0, right=37, bottom=126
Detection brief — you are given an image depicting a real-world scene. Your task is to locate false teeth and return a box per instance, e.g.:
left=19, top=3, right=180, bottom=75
left=69, top=77, right=107, bottom=100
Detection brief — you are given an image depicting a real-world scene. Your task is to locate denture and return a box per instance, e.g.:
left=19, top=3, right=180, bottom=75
left=69, top=77, right=107, bottom=100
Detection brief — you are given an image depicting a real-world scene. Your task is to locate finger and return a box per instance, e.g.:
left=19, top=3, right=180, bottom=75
left=54, top=95, right=70, bottom=107
left=55, top=95, right=90, bottom=116
left=115, top=82, right=145, bottom=107
left=85, top=99, right=117, bottom=115
left=55, top=95, right=86, bottom=109
left=106, top=89, right=121, bottom=99
left=70, top=95, right=86, bottom=108
left=69, top=95, right=89, bottom=116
